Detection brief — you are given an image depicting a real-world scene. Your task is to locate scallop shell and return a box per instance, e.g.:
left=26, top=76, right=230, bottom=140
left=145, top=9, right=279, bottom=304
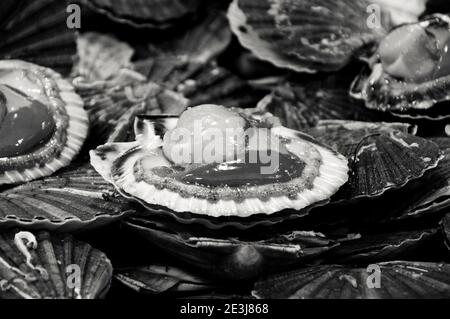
left=441, top=213, right=450, bottom=250
left=90, top=115, right=349, bottom=219
left=325, top=229, right=437, bottom=264
left=0, top=60, right=89, bottom=186
left=132, top=13, right=263, bottom=108
left=136, top=60, right=265, bottom=109
left=382, top=140, right=450, bottom=221
left=0, top=165, right=134, bottom=232
left=75, top=79, right=187, bottom=145
left=0, top=0, right=77, bottom=76
left=227, top=0, right=389, bottom=73
left=308, top=120, right=443, bottom=201
left=255, top=73, right=383, bottom=132
left=72, top=33, right=188, bottom=145
left=73, top=32, right=135, bottom=83
left=124, top=214, right=337, bottom=280
left=115, top=264, right=217, bottom=294
left=0, top=231, right=112, bottom=299
left=252, top=261, right=450, bottom=299
left=351, top=15, right=450, bottom=115
left=79, top=0, right=202, bottom=29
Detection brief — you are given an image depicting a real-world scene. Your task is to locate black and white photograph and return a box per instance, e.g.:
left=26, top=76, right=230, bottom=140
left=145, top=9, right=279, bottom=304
left=0, top=0, right=450, bottom=305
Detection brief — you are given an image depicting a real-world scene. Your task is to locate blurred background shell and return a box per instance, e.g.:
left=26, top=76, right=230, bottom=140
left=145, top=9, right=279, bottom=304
left=0, top=0, right=77, bottom=76
left=77, top=0, right=203, bottom=29
left=0, top=231, right=112, bottom=299
left=115, top=264, right=218, bottom=295
left=252, top=261, right=450, bottom=299
left=72, top=33, right=188, bottom=145
left=0, top=165, right=134, bottom=232
left=132, top=11, right=265, bottom=108
left=255, top=71, right=383, bottom=131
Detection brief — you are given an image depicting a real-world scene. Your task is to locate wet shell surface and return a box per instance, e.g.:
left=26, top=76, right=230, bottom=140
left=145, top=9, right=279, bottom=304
left=79, top=0, right=202, bottom=29
left=0, top=0, right=77, bottom=76
left=115, top=264, right=217, bottom=294
left=0, top=231, right=112, bottom=299
left=252, top=261, right=450, bottom=299
left=351, top=15, right=450, bottom=116
left=0, top=165, right=134, bottom=232
left=124, top=214, right=337, bottom=280
left=90, top=109, right=349, bottom=220
left=0, top=60, right=89, bottom=185
left=227, top=0, right=388, bottom=73
left=308, top=120, right=443, bottom=201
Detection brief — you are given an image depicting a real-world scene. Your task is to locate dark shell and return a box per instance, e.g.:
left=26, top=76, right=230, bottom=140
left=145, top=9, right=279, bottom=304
left=255, top=73, right=383, bottom=131
left=383, top=141, right=450, bottom=221
left=253, top=261, right=450, bottom=299
left=0, top=165, right=134, bottom=232
left=79, top=0, right=202, bottom=29
left=441, top=213, right=450, bottom=250
left=227, top=0, right=389, bottom=73
left=133, top=13, right=264, bottom=108
left=351, top=15, right=450, bottom=116
left=124, top=214, right=337, bottom=280
left=0, top=0, right=77, bottom=76
left=308, top=120, right=443, bottom=201
left=0, top=231, right=112, bottom=299
left=115, top=265, right=217, bottom=295
left=324, top=229, right=437, bottom=264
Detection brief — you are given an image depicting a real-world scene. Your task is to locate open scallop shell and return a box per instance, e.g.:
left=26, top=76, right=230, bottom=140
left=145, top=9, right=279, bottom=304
left=124, top=214, right=337, bottom=280
left=350, top=15, right=450, bottom=116
left=227, top=0, right=389, bottom=73
left=78, top=0, right=202, bottom=29
left=0, top=0, right=77, bottom=76
left=90, top=115, right=349, bottom=220
left=253, top=261, right=450, bottom=299
left=0, top=165, right=134, bottom=232
left=0, top=60, right=89, bottom=186
left=255, top=72, right=383, bottom=132
left=0, top=231, right=112, bottom=299
left=308, top=120, right=443, bottom=201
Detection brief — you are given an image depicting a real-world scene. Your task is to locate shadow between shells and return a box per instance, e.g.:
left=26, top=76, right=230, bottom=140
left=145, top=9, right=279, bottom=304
left=0, top=0, right=450, bottom=299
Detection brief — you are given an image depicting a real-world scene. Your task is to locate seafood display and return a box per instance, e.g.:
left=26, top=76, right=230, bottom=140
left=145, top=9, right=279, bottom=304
left=1, top=0, right=450, bottom=300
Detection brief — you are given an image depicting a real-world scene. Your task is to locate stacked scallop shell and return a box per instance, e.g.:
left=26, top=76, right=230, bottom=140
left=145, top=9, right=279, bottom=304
left=0, top=0, right=450, bottom=299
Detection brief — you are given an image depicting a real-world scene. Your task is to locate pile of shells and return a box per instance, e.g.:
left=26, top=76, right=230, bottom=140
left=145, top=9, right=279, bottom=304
left=0, top=0, right=450, bottom=299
